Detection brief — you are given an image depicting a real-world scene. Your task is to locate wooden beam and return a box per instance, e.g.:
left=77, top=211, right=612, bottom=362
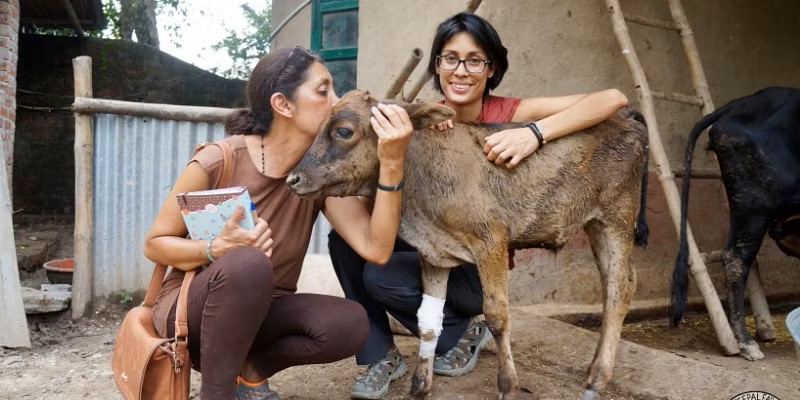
left=73, top=97, right=231, bottom=123
left=60, top=0, right=85, bottom=37
left=72, top=56, right=93, bottom=319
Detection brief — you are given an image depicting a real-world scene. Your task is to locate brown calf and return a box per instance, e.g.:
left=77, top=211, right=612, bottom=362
left=287, top=90, right=649, bottom=400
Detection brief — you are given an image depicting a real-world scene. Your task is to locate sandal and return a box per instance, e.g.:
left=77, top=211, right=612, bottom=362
left=433, top=320, right=492, bottom=376
left=235, top=376, right=282, bottom=400
left=351, top=348, right=407, bottom=399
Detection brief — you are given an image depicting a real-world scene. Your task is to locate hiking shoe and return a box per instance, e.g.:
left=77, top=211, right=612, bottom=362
left=351, top=349, right=407, bottom=399
left=433, top=320, right=492, bottom=376
left=235, top=376, right=282, bottom=400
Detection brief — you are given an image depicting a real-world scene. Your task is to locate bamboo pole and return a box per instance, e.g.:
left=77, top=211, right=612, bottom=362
left=668, top=0, right=714, bottom=114
left=604, top=0, right=739, bottom=355
left=72, top=56, right=93, bottom=319
left=73, top=97, right=230, bottom=123
left=385, top=48, right=423, bottom=99
left=466, top=0, right=482, bottom=13
left=650, top=89, right=703, bottom=106
left=746, top=261, right=775, bottom=341
left=623, top=13, right=679, bottom=31
left=404, top=0, right=484, bottom=103
left=404, top=71, right=433, bottom=103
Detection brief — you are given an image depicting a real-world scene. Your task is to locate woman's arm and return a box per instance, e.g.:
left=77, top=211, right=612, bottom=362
left=484, top=89, right=628, bottom=168
left=322, top=103, right=413, bottom=265
left=143, top=161, right=272, bottom=270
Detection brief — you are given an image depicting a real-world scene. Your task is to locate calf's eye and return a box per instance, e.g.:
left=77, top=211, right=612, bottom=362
left=335, top=127, right=353, bottom=139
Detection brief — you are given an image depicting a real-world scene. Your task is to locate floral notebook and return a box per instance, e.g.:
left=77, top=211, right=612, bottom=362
left=176, top=186, right=255, bottom=241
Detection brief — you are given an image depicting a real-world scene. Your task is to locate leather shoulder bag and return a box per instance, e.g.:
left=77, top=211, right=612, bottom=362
left=111, top=140, right=235, bottom=400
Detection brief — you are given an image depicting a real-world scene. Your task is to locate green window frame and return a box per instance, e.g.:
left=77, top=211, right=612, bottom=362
left=311, top=0, right=358, bottom=95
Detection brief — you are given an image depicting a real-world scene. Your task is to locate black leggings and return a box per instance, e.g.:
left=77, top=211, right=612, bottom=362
left=166, top=247, right=368, bottom=400
left=328, top=230, right=483, bottom=365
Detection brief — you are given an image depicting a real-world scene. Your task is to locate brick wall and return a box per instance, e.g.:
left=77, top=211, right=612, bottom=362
left=0, top=0, right=19, bottom=195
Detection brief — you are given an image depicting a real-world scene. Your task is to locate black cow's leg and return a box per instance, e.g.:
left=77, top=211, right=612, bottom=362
left=722, top=213, right=769, bottom=360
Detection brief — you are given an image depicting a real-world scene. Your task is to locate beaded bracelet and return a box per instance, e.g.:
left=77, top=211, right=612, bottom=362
left=205, top=238, right=216, bottom=263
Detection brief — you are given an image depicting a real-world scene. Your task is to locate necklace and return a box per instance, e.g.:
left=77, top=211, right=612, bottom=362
left=260, top=137, right=266, bottom=174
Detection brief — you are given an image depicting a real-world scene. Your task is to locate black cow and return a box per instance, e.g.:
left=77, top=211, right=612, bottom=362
left=670, top=87, right=800, bottom=360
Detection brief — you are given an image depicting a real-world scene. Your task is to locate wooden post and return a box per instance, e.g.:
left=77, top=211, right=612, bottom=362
left=72, top=56, right=94, bottom=319
left=0, top=156, right=30, bottom=348
left=604, top=0, right=739, bottom=355
left=385, top=48, right=423, bottom=99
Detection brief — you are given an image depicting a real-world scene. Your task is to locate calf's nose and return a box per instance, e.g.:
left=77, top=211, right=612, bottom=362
left=286, top=174, right=301, bottom=187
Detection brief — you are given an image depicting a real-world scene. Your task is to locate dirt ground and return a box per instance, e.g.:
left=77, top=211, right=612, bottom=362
left=2, top=304, right=798, bottom=400
left=2, top=218, right=798, bottom=399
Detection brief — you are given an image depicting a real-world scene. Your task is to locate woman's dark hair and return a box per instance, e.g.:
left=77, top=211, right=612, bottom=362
left=428, top=12, right=509, bottom=96
left=225, top=46, right=321, bottom=135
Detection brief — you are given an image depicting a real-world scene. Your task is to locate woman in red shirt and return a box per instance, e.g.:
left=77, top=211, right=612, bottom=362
left=330, top=13, right=629, bottom=399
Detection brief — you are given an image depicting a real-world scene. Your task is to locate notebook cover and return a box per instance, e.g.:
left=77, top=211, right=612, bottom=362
left=176, top=186, right=255, bottom=240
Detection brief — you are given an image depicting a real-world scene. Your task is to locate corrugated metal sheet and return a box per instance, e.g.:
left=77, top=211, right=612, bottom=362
left=92, top=114, right=331, bottom=297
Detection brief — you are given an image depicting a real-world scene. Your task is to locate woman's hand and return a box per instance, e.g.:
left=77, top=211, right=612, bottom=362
left=431, top=119, right=454, bottom=131
left=371, top=103, right=414, bottom=167
left=483, top=127, right=539, bottom=169
left=211, top=205, right=274, bottom=259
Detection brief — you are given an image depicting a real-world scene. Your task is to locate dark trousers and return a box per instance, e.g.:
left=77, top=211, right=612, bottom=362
left=167, top=247, right=368, bottom=400
left=328, top=230, right=483, bottom=365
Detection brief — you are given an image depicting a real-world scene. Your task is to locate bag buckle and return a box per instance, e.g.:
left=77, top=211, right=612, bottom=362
left=172, top=350, right=183, bottom=373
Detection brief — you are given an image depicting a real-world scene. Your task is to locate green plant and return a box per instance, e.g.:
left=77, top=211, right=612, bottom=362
left=115, top=289, right=135, bottom=305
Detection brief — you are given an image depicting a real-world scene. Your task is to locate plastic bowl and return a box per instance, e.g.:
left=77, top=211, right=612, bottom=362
left=787, top=306, right=800, bottom=358
left=43, top=258, right=74, bottom=285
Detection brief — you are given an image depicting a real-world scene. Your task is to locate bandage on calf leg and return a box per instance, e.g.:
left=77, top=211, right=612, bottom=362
left=417, top=294, right=446, bottom=357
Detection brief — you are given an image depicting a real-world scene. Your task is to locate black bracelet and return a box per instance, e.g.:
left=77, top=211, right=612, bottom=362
left=377, top=180, right=405, bottom=191
left=527, top=122, right=546, bottom=147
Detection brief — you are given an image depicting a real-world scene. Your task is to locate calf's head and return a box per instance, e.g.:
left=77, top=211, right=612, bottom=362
left=287, top=89, right=454, bottom=198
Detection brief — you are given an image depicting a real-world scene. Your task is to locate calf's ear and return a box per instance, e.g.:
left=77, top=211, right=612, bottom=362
left=404, top=103, right=456, bottom=130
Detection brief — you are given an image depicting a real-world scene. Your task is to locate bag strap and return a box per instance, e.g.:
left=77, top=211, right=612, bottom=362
left=141, top=139, right=237, bottom=340
left=208, top=140, right=235, bottom=188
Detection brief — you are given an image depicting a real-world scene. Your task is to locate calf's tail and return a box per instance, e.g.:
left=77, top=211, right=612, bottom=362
left=634, top=149, right=649, bottom=247
left=630, top=109, right=649, bottom=248
left=669, top=105, right=731, bottom=327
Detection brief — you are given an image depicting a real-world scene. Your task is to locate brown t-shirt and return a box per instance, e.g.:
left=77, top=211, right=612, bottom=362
left=152, top=135, right=324, bottom=338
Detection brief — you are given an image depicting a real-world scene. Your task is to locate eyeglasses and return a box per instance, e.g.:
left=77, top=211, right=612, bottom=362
left=436, top=55, right=491, bottom=73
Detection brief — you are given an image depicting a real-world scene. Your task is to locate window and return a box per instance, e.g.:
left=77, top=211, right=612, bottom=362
left=311, top=0, right=358, bottom=95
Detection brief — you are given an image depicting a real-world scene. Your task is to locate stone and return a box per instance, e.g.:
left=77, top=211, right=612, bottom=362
left=15, top=230, right=59, bottom=272
left=1, top=355, right=21, bottom=366
left=21, top=285, right=71, bottom=314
